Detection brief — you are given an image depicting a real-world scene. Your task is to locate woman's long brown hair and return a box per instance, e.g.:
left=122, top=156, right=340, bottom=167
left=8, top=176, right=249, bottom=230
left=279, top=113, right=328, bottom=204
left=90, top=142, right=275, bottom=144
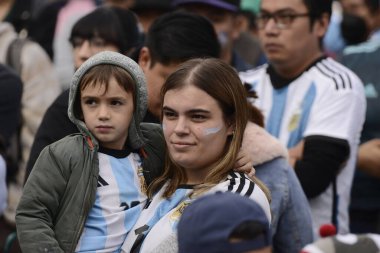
left=148, top=58, right=270, bottom=201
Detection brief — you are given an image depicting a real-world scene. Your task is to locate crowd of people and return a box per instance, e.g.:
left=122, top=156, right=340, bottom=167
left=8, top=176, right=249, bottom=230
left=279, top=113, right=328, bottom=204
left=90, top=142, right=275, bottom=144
left=0, top=0, right=379, bottom=252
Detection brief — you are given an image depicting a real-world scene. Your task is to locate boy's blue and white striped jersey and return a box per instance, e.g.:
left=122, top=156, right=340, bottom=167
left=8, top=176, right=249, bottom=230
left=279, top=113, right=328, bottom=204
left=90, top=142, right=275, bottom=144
left=75, top=150, right=147, bottom=253
left=240, top=57, right=366, bottom=235
left=121, top=172, right=271, bottom=253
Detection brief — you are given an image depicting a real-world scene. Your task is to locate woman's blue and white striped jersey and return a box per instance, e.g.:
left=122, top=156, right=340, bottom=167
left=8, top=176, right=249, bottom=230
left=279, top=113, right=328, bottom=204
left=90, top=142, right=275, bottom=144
left=121, top=172, right=271, bottom=253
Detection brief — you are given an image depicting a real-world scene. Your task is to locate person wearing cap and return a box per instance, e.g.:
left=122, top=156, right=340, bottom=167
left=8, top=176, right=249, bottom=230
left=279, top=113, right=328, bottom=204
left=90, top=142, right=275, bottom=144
left=172, top=0, right=253, bottom=72
left=121, top=58, right=271, bottom=253
left=177, top=191, right=272, bottom=253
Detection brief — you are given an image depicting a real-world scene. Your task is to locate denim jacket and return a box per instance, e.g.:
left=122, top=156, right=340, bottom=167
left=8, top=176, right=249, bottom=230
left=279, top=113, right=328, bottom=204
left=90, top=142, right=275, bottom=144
left=244, top=123, right=314, bottom=252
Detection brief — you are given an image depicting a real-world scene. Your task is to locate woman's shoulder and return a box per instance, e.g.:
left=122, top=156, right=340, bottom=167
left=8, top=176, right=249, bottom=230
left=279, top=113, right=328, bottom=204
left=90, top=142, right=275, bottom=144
left=216, top=172, right=257, bottom=196
left=213, top=172, right=272, bottom=221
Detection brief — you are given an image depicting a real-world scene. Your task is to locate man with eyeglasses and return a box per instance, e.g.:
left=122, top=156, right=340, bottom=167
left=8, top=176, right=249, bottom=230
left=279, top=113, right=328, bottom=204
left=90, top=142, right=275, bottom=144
left=240, top=0, right=366, bottom=239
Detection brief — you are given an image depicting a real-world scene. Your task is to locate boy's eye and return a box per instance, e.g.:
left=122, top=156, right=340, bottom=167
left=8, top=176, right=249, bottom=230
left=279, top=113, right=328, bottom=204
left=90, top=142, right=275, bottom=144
left=110, top=100, right=123, bottom=106
left=84, top=99, right=96, bottom=105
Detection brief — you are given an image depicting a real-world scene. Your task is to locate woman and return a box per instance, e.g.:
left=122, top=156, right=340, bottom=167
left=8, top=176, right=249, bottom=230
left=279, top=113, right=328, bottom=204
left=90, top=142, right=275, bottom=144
left=121, top=58, right=271, bottom=253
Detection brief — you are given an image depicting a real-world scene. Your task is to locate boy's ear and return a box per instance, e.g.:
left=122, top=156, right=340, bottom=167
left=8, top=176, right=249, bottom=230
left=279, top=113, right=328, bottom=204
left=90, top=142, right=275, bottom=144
left=138, top=47, right=151, bottom=72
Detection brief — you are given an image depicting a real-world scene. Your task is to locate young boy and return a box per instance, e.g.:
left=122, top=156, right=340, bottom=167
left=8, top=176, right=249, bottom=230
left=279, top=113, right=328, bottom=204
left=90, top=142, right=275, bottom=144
left=15, top=51, right=165, bottom=252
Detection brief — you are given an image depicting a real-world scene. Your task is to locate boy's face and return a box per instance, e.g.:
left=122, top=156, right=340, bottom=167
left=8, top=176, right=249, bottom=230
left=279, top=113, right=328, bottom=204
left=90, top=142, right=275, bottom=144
left=80, top=77, right=134, bottom=150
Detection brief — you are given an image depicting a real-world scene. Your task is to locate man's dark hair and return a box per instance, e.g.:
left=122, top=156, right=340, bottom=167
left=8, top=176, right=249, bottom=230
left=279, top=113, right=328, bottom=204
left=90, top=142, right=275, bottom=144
left=303, top=0, right=332, bottom=25
left=69, top=6, right=139, bottom=54
left=301, top=0, right=332, bottom=48
left=145, top=11, right=221, bottom=67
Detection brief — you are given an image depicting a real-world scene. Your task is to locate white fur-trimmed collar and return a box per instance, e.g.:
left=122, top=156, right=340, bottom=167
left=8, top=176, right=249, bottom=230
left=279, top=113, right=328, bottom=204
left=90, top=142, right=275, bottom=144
left=243, top=122, right=289, bottom=166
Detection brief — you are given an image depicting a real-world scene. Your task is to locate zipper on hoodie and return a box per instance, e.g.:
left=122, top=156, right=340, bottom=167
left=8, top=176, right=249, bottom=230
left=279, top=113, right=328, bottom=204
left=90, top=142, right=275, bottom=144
left=70, top=147, right=98, bottom=252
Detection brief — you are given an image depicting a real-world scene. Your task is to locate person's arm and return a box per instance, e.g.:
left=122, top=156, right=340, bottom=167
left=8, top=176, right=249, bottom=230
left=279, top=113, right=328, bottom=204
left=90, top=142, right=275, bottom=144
left=293, top=136, right=350, bottom=198
left=272, top=160, right=314, bottom=252
left=357, top=139, right=380, bottom=178
left=295, top=71, right=365, bottom=199
left=16, top=145, right=68, bottom=252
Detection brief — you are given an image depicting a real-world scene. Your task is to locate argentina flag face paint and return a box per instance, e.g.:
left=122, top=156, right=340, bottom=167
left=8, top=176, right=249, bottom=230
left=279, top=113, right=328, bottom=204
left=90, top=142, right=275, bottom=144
left=203, top=126, right=222, bottom=136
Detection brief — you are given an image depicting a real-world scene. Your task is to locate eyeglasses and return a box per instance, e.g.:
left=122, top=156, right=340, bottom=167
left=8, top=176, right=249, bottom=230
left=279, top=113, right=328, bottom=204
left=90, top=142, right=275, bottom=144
left=70, top=36, right=108, bottom=49
left=256, top=11, right=310, bottom=29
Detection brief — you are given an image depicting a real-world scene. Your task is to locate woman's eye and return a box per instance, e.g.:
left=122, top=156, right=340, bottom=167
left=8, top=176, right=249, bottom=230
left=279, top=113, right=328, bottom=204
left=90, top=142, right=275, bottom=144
left=163, top=111, right=177, bottom=119
left=192, top=114, right=207, bottom=121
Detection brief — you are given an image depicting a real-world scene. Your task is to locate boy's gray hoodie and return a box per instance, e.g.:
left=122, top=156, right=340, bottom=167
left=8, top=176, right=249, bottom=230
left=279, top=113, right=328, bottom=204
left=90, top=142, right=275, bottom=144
left=68, top=51, right=148, bottom=150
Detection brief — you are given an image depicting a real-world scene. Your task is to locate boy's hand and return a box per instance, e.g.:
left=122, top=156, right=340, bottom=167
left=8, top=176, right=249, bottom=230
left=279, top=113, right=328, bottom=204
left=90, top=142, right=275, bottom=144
left=234, top=148, right=256, bottom=178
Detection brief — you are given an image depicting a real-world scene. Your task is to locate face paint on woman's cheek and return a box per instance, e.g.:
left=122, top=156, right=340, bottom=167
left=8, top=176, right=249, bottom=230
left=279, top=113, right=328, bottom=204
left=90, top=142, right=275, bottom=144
left=203, top=126, right=222, bottom=136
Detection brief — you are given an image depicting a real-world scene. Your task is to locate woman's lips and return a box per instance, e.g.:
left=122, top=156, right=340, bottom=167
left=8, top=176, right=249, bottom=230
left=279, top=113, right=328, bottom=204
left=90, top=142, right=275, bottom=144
left=170, top=141, right=195, bottom=150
